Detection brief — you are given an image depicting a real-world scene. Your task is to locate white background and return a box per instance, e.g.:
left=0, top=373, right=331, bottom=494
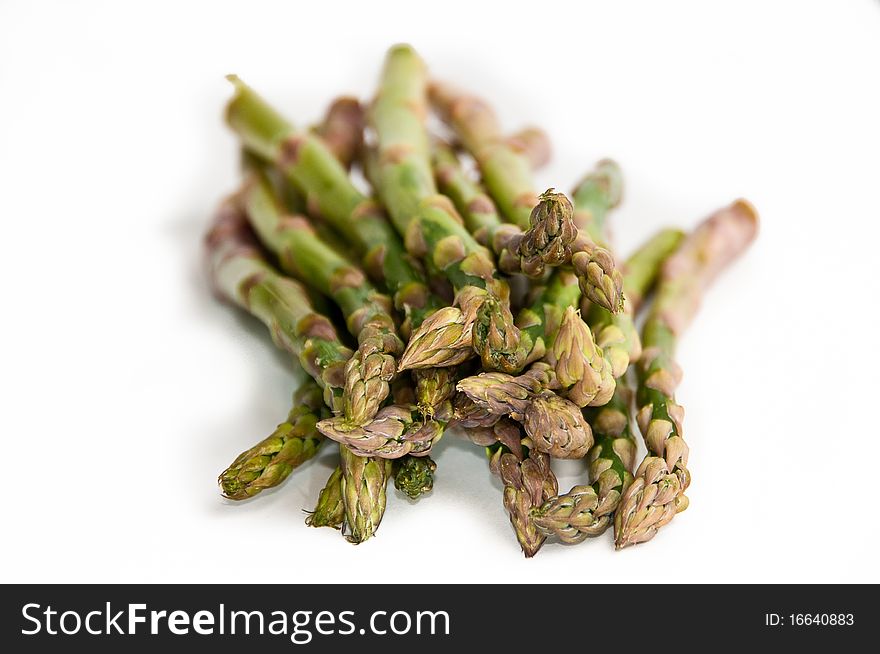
left=2, top=0, right=879, bottom=584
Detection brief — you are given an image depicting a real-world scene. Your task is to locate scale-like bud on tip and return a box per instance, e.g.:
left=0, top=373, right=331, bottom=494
left=522, top=391, right=593, bottom=459
left=393, top=455, right=437, bottom=499
left=531, top=485, right=607, bottom=543
left=317, top=405, right=443, bottom=459
left=219, top=384, right=328, bottom=500
left=306, top=466, right=345, bottom=529
left=613, top=456, right=683, bottom=549
left=472, top=295, right=528, bottom=373
left=514, top=189, right=578, bottom=278
left=549, top=307, right=615, bottom=408
left=399, top=306, right=474, bottom=370
left=572, top=247, right=625, bottom=314
left=497, top=449, right=558, bottom=557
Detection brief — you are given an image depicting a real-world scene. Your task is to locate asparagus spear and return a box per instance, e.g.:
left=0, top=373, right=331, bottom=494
left=242, top=169, right=403, bottom=428
left=225, top=75, right=441, bottom=335
left=615, top=199, right=759, bottom=549
left=306, top=466, right=345, bottom=529
left=219, top=381, right=329, bottom=500
left=368, top=45, right=529, bottom=373
left=432, top=142, right=576, bottom=277
left=207, top=197, right=393, bottom=542
left=429, top=81, right=623, bottom=313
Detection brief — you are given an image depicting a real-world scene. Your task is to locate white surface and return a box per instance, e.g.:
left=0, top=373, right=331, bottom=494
left=1, top=0, right=879, bottom=584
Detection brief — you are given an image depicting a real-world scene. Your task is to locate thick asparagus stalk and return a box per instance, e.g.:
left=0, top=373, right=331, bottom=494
left=219, top=381, right=329, bottom=500
left=207, top=198, right=392, bottom=543
left=225, top=75, right=440, bottom=334
left=429, top=81, right=622, bottom=313
left=369, top=45, right=529, bottom=373
left=432, top=142, right=576, bottom=277
left=615, top=199, right=759, bottom=549
left=242, top=170, right=403, bottom=428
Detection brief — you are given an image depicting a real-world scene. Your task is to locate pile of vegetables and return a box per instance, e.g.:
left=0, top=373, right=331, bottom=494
left=208, top=44, right=757, bottom=556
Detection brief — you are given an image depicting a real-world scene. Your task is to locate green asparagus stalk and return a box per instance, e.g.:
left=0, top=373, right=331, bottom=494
left=207, top=197, right=351, bottom=412
left=432, top=142, right=576, bottom=277
left=219, top=381, right=329, bottom=500
left=340, top=445, right=393, bottom=544
left=429, top=81, right=622, bottom=313
left=615, top=199, right=759, bottom=548
left=242, top=169, right=403, bottom=428
left=306, top=466, right=345, bottom=529
left=368, top=45, right=530, bottom=373
left=621, top=228, right=688, bottom=313
left=225, top=75, right=441, bottom=335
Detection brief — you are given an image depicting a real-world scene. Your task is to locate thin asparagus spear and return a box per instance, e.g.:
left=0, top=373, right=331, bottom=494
left=368, top=45, right=529, bottom=373
left=429, top=81, right=623, bottom=313
left=219, top=381, right=328, bottom=500
left=242, top=169, right=403, bottom=428
left=225, top=75, right=440, bottom=335
left=432, top=142, right=576, bottom=278
left=615, top=199, right=759, bottom=549
left=206, top=197, right=392, bottom=543
left=306, top=466, right=345, bottom=529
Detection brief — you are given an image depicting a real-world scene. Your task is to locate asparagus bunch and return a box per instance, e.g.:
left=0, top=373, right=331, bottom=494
left=209, top=44, right=758, bottom=555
